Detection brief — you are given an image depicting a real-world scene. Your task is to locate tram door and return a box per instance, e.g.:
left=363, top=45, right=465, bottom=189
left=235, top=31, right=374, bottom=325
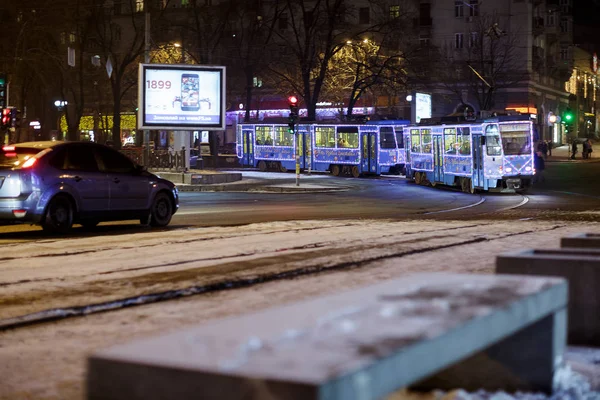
left=472, top=134, right=484, bottom=187
left=241, top=128, right=254, bottom=167
left=301, top=130, right=311, bottom=171
left=361, top=131, right=377, bottom=174
left=433, top=135, right=443, bottom=182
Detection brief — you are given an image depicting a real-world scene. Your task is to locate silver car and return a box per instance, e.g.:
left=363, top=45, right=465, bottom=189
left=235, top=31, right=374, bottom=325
left=0, top=141, right=179, bottom=233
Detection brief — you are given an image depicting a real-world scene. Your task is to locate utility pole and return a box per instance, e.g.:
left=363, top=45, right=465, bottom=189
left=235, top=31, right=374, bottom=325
left=143, top=6, right=151, bottom=167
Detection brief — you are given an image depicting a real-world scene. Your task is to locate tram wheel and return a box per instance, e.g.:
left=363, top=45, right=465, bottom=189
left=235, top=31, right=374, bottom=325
left=351, top=166, right=360, bottom=178
left=461, top=177, right=474, bottom=194
left=279, top=163, right=288, bottom=173
left=414, top=172, right=423, bottom=185
left=258, top=161, right=267, bottom=172
left=331, top=165, right=341, bottom=176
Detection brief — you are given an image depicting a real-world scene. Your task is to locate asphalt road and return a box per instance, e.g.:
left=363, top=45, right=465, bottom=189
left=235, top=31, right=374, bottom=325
left=1, top=159, right=600, bottom=400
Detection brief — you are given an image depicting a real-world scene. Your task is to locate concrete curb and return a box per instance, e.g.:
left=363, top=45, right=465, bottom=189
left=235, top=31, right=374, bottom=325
left=177, top=183, right=349, bottom=193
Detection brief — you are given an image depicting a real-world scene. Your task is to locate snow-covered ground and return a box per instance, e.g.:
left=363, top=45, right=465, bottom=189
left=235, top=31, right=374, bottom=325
left=1, top=219, right=600, bottom=399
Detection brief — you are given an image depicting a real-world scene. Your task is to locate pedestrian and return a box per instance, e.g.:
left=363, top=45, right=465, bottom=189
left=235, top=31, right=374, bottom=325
left=571, top=141, right=578, bottom=160
left=582, top=140, right=590, bottom=159
left=586, top=139, right=593, bottom=158
left=534, top=151, right=545, bottom=184
left=547, top=140, right=553, bottom=157
left=541, top=141, right=548, bottom=159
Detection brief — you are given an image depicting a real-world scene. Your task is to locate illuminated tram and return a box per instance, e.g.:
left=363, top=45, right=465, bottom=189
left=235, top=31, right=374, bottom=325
left=403, top=115, right=536, bottom=193
left=236, top=122, right=409, bottom=177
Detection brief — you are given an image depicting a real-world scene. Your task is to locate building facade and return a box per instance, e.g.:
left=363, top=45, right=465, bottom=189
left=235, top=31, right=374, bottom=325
left=413, top=0, right=574, bottom=143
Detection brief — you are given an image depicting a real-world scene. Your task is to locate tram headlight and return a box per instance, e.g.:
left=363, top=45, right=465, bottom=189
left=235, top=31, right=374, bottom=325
left=525, top=166, right=532, bottom=172
left=505, top=167, right=513, bottom=173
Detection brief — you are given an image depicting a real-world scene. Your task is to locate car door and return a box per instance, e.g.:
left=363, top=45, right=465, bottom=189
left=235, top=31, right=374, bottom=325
left=95, top=146, right=150, bottom=212
left=58, top=144, right=110, bottom=215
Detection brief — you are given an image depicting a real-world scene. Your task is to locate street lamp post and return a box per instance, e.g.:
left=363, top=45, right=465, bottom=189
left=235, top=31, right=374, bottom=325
left=54, top=100, right=68, bottom=140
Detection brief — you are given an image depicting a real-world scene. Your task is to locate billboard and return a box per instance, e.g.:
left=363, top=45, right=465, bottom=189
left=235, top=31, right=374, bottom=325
left=415, top=92, right=432, bottom=123
left=138, top=64, right=225, bottom=130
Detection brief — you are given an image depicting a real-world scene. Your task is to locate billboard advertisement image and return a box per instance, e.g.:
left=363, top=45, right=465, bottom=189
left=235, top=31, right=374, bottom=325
left=138, top=64, right=225, bottom=130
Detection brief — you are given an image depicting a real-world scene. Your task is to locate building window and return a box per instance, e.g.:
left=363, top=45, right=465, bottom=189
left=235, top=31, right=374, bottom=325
left=560, top=48, right=569, bottom=60
left=181, top=0, right=190, bottom=6
left=469, top=0, right=479, bottom=17
left=419, top=35, right=430, bottom=47
left=389, top=5, right=400, bottom=18
left=279, top=14, right=288, bottom=30
left=469, top=32, right=478, bottom=47
left=205, top=0, right=213, bottom=5
left=60, top=32, right=66, bottom=45
left=547, top=11, right=555, bottom=26
left=359, top=7, right=370, bottom=24
left=69, top=32, right=76, bottom=43
left=135, top=0, right=144, bottom=12
left=455, top=33, right=464, bottom=49
left=419, top=3, right=431, bottom=25
left=455, top=1, right=463, bottom=17
left=560, top=17, right=570, bottom=33
left=114, top=1, right=122, bottom=14
left=559, top=0, right=570, bottom=13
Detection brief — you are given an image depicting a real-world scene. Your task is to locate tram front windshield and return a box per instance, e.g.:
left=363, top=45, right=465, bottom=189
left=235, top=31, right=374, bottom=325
left=502, top=130, right=531, bottom=156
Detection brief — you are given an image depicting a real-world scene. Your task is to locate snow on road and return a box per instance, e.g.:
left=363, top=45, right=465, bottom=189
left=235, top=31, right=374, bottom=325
left=1, top=219, right=600, bottom=400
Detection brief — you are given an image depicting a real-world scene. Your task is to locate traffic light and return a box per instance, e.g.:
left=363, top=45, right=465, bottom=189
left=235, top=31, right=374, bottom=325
left=1, top=108, right=10, bottom=128
left=10, top=108, right=20, bottom=128
left=0, top=74, right=6, bottom=109
left=563, top=108, right=574, bottom=124
left=288, top=95, right=299, bottom=132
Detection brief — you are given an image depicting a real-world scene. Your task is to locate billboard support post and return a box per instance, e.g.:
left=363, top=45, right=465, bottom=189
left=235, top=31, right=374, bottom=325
left=143, top=10, right=151, bottom=168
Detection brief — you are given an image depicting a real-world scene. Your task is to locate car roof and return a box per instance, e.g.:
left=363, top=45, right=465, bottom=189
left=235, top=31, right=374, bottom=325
left=13, top=141, right=67, bottom=149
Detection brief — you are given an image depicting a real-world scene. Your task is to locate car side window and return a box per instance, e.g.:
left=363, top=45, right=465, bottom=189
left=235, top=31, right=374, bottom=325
left=95, top=146, right=136, bottom=173
left=65, top=145, right=99, bottom=172
left=48, top=147, right=67, bottom=169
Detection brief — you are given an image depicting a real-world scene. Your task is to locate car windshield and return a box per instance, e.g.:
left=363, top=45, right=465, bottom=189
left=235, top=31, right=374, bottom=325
left=0, top=146, right=45, bottom=167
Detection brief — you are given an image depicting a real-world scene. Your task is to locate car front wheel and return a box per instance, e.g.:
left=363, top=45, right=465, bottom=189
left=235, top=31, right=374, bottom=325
left=42, top=194, right=74, bottom=233
left=150, top=192, right=173, bottom=227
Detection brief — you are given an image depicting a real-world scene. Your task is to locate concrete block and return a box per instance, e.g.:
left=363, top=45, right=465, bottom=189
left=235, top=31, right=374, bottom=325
left=87, top=273, right=567, bottom=400
left=561, top=233, right=600, bottom=249
left=497, top=248, right=600, bottom=346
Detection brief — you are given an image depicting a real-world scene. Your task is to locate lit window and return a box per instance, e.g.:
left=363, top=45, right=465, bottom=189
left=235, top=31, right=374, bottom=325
left=69, top=32, right=76, bottom=43
left=389, top=5, right=400, bottom=18
left=136, top=0, right=144, bottom=12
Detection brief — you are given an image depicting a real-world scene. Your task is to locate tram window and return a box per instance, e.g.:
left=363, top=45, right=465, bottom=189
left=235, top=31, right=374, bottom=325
left=380, top=127, right=396, bottom=149
left=444, top=128, right=457, bottom=154
left=274, top=126, right=293, bottom=146
left=315, top=126, right=336, bottom=147
left=255, top=126, right=274, bottom=145
left=458, top=127, right=471, bottom=155
left=411, top=129, right=420, bottom=152
left=421, top=130, right=432, bottom=153
left=486, top=135, right=502, bottom=156
left=337, top=126, right=359, bottom=148
left=502, top=132, right=531, bottom=155
left=394, top=128, right=404, bottom=148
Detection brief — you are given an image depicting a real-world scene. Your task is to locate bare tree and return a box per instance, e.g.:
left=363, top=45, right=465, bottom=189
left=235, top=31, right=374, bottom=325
left=90, top=0, right=146, bottom=149
left=225, top=1, right=283, bottom=122
left=266, top=0, right=359, bottom=121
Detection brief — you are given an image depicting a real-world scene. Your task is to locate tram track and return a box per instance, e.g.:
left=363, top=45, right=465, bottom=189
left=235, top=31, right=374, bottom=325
left=0, top=221, right=565, bottom=332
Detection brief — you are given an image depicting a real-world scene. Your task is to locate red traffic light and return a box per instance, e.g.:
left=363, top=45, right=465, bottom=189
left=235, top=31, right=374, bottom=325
left=288, top=95, right=298, bottom=105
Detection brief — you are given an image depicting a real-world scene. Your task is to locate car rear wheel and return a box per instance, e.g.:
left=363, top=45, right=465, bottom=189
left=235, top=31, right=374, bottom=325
left=42, top=195, right=74, bottom=233
left=150, top=192, right=173, bottom=227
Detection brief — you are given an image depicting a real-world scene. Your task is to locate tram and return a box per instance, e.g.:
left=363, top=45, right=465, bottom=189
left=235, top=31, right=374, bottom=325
left=404, top=115, right=536, bottom=193
left=236, top=121, right=409, bottom=177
